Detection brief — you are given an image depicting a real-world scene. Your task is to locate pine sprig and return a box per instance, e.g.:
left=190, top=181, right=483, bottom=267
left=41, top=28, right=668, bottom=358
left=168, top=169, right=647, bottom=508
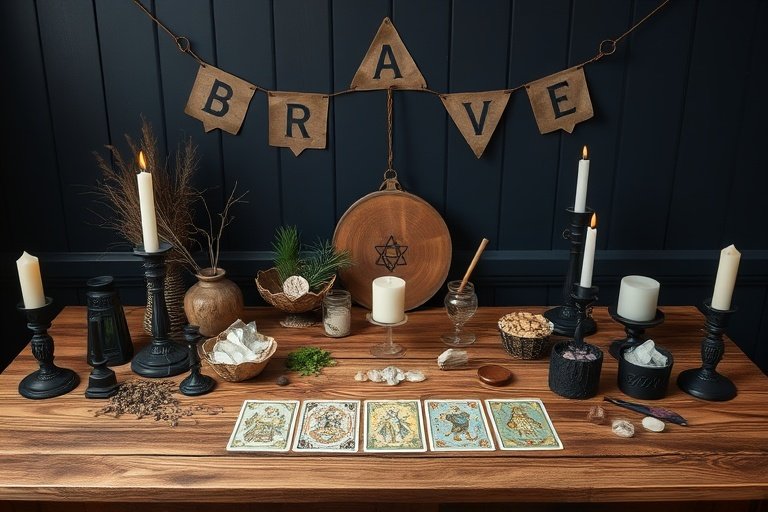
left=273, top=225, right=301, bottom=283
left=302, top=238, right=353, bottom=291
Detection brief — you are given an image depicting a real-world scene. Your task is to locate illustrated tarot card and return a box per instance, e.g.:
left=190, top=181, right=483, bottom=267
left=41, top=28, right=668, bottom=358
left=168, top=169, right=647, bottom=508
left=293, top=400, right=361, bottom=452
left=227, top=400, right=300, bottom=452
left=424, top=399, right=495, bottom=451
left=485, top=399, right=563, bottom=450
left=363, top=399, right=427, bottom=452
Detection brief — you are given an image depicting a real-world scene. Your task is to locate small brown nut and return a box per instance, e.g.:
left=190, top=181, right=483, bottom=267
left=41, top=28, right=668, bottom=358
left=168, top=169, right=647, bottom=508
left=498, top=312, right=553, bottom=338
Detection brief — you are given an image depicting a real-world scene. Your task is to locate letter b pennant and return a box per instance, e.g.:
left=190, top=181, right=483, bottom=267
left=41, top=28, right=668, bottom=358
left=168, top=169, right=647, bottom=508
left=526, top=66, right=593, bottom=134
left=268, top=92, right=329, bottom=156
left=184, top=65, right=256, bottom=135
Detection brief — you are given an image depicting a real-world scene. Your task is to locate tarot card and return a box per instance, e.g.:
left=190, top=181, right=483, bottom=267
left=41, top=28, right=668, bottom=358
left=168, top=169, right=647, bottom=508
left=363, top=399, right=427, bottom=452
left=485, top=399, right=563, bottom=450
left=293, top=400, right=361, bottom=452
left=227, top=400, right=299, bottom=452
left=424, top=399, right=495, bottom=451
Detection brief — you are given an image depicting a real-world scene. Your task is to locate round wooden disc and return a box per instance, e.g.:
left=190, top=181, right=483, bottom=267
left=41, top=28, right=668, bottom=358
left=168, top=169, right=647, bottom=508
left=333, top=187, right=451, bottom=311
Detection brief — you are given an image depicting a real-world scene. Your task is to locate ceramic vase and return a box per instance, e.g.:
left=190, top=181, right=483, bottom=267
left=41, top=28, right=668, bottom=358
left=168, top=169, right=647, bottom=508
left=183, top=267, right=243, bottom=337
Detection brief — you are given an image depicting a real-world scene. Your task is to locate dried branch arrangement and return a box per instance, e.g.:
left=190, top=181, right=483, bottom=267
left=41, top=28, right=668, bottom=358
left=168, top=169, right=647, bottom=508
left=92, top=117, right=198, bottom=266
left=93, top=117, right=248, bottom=276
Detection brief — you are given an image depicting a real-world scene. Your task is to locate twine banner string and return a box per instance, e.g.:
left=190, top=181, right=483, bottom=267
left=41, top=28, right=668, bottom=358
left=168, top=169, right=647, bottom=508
left=132, top=0, right=670, bottom=98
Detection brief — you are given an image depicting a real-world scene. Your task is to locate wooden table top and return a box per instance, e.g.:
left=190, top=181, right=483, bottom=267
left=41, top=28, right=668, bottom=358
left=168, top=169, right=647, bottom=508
left=0, top=305, right=767, bottom=504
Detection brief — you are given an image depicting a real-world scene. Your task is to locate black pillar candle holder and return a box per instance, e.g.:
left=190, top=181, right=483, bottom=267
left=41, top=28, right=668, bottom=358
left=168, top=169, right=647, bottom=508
left=17, top=297, right=79, bottom=399
left=544, top=208, right=597, bottom=337
left=131, top=242, right=189, bottom=378
left=608, top=306, right=666, bottom=359
left=179, top=325, right=216, bottom=396
left=548, top=285, right=603, bottom=400
left=677, top=300, right=737, bottom=401
left=84, top=316, right=119, bottom=399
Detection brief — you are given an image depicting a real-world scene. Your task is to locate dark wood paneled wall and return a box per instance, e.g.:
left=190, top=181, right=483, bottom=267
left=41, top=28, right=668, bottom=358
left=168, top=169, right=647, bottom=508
left=1, top=0, right=766, bottom=373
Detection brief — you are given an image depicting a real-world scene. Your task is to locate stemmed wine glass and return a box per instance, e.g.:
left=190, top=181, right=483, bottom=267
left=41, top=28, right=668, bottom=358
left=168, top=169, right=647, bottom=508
left=441, top=280, right=478, bottom=346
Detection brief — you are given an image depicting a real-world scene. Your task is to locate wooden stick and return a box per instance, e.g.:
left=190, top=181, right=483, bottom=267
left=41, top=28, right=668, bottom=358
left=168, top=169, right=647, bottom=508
left=458, top=238, right=489, bottom=292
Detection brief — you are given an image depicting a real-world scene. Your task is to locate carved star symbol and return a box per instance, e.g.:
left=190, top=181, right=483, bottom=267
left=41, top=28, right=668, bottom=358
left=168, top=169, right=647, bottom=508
left=375, top=235, right=408, bottom=272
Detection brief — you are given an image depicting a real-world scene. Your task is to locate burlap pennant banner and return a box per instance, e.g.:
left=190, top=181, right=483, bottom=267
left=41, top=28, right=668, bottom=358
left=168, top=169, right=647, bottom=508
left=184, top=65, right=256, bottom=135
left=350, top=17, right=427, bottom=91
left=526, top=66, right=593, bottom=134
left=268, top=92, right=329, bottom=156
left=441, top=90, right=512, bottom=159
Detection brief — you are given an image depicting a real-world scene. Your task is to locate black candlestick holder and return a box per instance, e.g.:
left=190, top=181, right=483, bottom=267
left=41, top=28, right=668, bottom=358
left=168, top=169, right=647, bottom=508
left=84, top=316, right=119, bottom=399
left=544, top=208, right=597, bottom=337
left=548, top=284, right=603, bottom=399
left=677, top=300, right=737, bottom=401
left=179, top=325, right=215, bottom=396
left=608, top=306, right=666, bottom=359
left=131, top=242, right=189, bottom=378
left=17, top=297, right=79, bottom=399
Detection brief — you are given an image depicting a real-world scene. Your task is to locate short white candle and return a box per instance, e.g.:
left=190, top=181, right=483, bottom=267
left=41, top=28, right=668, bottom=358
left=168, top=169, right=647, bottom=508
left=137, top=151, right=160, bottom=253
left=579, top=213, right=597, bottom=288
left=574, top=145, right=590, bottom=213
left=371, top=276, right=405, bottom=324
left=617, top=275, right=660, bottom=322
left=16, top=251, right=46, bottom=309
left=711, top=244, right=741, bottom=311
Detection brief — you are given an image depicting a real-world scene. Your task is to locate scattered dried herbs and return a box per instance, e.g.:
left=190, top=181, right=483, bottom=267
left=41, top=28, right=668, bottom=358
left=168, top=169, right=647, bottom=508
left=94, top=379, right=222, bottom=427
left=286, top=346, right=337, bottom=376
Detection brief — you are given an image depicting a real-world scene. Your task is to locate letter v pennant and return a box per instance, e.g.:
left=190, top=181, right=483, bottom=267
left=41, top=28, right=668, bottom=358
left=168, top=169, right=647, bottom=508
left=441, top=91, right=511, bottom=158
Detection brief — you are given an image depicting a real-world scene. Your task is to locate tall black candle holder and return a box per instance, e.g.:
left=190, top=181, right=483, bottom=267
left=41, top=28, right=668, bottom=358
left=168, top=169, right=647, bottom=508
left=17, top=297, right=79, bottom=399
left=608, top=306, right=665, bottom=359
left=131, top=242, right=189, bottom=378
left=544, top=208, right=597, bottom=337
left=548, top=284, right=603, bottom=399
left=677, top=300, right=737, bottom=401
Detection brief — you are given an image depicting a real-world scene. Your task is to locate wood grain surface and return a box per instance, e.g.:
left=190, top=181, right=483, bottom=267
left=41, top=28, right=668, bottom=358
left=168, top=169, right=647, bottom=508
left=0, top=305, right=767, bottom=506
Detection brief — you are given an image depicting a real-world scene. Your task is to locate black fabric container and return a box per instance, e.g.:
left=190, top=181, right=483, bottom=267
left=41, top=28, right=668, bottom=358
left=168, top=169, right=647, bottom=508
left=618, top=346, right=674, bottom=400
left=548, top=341, right=604, bottom=399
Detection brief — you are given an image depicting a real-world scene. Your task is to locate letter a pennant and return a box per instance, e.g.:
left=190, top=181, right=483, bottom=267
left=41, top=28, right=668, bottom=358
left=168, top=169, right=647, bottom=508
left=350, top=17, right=427, bottom=90
left=441, top=91, right=511, bottom=158
left=184, top=65, right=256, bottom=135
left=526, top=66, right=593, bottom=134
left=268, top=91, right=329, bottom=156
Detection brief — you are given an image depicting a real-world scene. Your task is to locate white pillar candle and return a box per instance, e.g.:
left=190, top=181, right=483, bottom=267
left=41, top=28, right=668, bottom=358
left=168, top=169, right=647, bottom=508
left=617, top=275, right=660, bottom=322
left=579, top=213, right=597, bottom=288
left=574, top=145, right=590, bottom=213
left=16, top=251, right=46, bottom=309
left=372, top=276, right=406, bottom=324
left=136, top=151, right=160, bottom=252
left=711, top=244, right=741, bottom=311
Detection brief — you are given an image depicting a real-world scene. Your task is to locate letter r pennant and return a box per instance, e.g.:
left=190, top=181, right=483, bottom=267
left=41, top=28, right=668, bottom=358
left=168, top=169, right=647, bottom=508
left=268, top=92, right=329, bottom=156
left=526, top=66, right=593, bottom=134
left=184, top=65, right=256, bottom=135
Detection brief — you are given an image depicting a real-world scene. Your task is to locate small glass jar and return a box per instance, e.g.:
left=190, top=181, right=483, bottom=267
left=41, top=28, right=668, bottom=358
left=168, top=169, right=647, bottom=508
left=322, top=289, right=352, bottom=337
left=441, top=280, right=478, bottom=346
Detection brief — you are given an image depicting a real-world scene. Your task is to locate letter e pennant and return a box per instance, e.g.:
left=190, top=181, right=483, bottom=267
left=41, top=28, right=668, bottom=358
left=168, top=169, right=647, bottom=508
left=184, top=65, right=256, bottom=135
left=526, top=66, right=593, bottom=134
left=268, top=92, right=329, bottom=156
left=350, top=17, right=427, bottom=91
left=441, top=91, right=511, bottom=158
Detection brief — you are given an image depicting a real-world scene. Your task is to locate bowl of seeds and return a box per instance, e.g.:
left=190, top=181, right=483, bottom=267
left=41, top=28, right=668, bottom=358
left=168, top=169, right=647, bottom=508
left=497, top=311, right=554, bottom=360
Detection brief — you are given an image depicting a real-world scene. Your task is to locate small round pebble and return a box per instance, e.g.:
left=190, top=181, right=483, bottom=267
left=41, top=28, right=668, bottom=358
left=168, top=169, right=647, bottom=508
left=642, top=416, right=665, bottom=432
left=587, top=405, right=606, bottom=425
left=276, top=375, right=290, bottom=386
left=611, top=419, right=635, bottom=438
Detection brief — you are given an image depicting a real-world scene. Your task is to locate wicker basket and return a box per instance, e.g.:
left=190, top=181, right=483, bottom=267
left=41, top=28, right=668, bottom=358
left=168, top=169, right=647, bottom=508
left=200, top=331, right=277, bottom=382
left=498, top=313, right=554, bottom=360
left=255, top=267, right=335, bottom=314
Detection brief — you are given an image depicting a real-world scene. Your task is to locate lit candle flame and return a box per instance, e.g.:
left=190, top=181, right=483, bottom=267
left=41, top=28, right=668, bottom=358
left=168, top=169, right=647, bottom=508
left=590, top=213, right=597, bottom=229
left=138, top=151, right=147, bottom=171
left=582, top=145, right=588, bottom=159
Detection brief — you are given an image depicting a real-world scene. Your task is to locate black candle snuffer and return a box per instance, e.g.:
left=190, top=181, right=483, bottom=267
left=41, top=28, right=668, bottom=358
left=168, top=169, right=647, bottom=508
left=548, top=284, right=603, bottom=399
left=179, top=324, right=216, bottom=396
